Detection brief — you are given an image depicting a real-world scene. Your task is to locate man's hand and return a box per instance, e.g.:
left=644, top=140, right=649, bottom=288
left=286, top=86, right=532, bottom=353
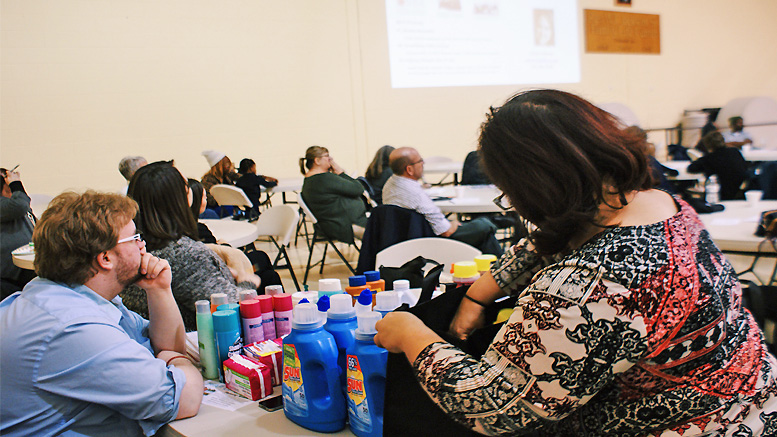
left=135, top=253, right=172, bottom=293
left=440, top=220, right=460, bottom=237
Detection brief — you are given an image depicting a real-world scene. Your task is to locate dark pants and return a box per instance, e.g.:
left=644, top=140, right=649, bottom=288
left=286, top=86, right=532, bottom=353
left=245, top=250, right=283, bottom=294
left=449, top=217, right=503, bottom=256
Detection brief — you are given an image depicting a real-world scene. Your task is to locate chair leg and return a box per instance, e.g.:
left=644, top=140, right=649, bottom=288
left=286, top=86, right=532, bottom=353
left=319, top=243, right=328, bottom=274
left=280, top=247, right=301, bottom=291
left=328, top=241, right=357, bottom=275
left=303, top=229, right=318, bottom=286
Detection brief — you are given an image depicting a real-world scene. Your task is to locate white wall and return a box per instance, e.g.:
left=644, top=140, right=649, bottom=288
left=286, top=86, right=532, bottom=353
left=2, top=0, right=776, bottom=195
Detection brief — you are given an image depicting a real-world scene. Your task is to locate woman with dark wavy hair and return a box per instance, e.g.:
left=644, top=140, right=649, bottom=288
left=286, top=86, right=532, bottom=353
left=375, top=90, right=777, bottom=436
left=121, top=161, right=262, bottom=330
left=364, top=145, right=395, bottom=204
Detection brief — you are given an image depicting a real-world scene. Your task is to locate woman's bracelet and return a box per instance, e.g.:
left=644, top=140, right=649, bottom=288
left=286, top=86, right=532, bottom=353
left=164, top=354, right=190, bottom=367
left=462, top=293, right=489, bottom=308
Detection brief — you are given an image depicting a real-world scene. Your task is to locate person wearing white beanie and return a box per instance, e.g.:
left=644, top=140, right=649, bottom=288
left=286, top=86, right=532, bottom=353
left=200, top=150, right=237, bottom=210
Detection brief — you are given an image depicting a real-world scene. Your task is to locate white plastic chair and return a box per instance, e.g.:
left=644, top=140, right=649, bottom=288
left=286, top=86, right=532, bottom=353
left=297, top=194, right=358, bottom=285
left=209, top=184, right=254, bottom=218
left=254, top=204, right=301, bottom=291
left=686, top=149, right=704, bottom=161
left=375, top=237, right=481, bottom=277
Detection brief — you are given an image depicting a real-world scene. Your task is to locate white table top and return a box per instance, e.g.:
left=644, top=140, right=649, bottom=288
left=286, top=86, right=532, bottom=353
left=699, top=200, right=777, bottom=254
left=742, top=148, right=777, bottom=162
left=199, top=219, right=260, bottom=248
left=267, top=177, right=303, bottom=194
left=423, top=160, right=463, bottom=174
left=429, top=184, right=503, bottom=214
left=159, top=387, right=354, bottom=437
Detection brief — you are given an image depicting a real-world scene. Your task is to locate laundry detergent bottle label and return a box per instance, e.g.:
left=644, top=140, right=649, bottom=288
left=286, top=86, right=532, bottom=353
left=282, top=343, right=308, bottom=414
left=347, top=354, right=371, bottom=427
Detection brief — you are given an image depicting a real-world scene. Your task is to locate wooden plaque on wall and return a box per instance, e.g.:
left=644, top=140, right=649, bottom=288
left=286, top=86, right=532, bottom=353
left=584, top=9, right=660, bottom=54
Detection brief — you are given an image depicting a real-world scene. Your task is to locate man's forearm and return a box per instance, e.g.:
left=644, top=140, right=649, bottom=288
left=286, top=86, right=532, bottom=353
left=146, top=289, right=186, bottom=354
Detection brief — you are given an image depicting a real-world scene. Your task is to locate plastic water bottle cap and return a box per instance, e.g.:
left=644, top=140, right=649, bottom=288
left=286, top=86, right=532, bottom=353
left=364, top=270, right=381, bottom=282
left=327, top=293, right=356, bottom=319
left=356, top=311, right=382, bottom=335
left=358, top=289, right=373, bottom=306
left=375, top=291, right=401, bottom=312
left=292, top=303, right=323, bottom=329
left=317, top=295, right=331, bottom=313
left=452, top=261, right=478, bottom=278
left=195, top=300, right=210, bottom=314
left=392, top=279, right=410, bottom=291
left=318, top=278, right=342, bottom=292
left=348, top=275, right=367, bottom=287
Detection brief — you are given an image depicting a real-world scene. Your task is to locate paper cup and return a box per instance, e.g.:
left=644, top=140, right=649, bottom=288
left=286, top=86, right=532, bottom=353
left=745, top=190, right=762, bottom=208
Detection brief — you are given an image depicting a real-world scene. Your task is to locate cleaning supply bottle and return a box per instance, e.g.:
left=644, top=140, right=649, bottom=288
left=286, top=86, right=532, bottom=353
left=239, top=298, right=265, bottom=345
left=283, top=303, right=346, bottom=432
left=213, top=309, right=243, bottom=380
left=392, top=279, right=410, bottom=292
left=363, top=271, right=385, bottom=293
left=257, top=295, right=276, bottom=340
left=356, top=289, right=373, bottom=316
left=452, top=261, right=480, bottom=287
left=195, top=300, right=219, bottom=380
left=346, top=275, right=368, bottom=301
left=474, top=254, right=497, bottom=276
left=373, top=291, right=401, bottom=317
left=318, top=278, right=344, bottom=300
left=325, top=293, right=358, bottom=395
left=273, top=293, right=293, bottom=337
left=210, top=292, right=228, bottom=313
left=317, top=295, right=331, bottom=318
left=346, top=311, right=388, bottom=437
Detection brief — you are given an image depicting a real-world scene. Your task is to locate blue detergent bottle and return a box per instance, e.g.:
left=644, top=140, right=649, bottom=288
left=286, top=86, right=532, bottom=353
left=346, top=311, right=388, bottom=437
left=282, top=303, right=346, bottom=432
left=325, top=293, right=358, bottom=395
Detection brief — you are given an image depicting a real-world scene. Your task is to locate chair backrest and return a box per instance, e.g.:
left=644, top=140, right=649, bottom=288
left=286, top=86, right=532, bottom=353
left=210, top=184, right=253, bottom=208
left=686, top=149, right=704, bottom=161
left=296, top=193, right=318, bottom=224
left=376, top=237, right=481, bottom=275
left=254, top=204, right=300, bottom=246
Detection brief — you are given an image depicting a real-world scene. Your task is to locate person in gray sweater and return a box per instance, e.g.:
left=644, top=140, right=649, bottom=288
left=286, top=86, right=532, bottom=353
left=0, top=168, right=36, bottom=299
left=120, top=162, right=260, bottom=330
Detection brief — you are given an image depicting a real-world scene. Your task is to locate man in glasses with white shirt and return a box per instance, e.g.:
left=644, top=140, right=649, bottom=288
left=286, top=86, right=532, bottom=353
left=0, top=191, right=202, bottom=437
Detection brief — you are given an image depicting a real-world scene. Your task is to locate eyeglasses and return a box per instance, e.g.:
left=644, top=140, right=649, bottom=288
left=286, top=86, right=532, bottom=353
left=492, top=193, right=513, bottom=211
left=410, top=159, right=424, bottom=166
left=117, top=233, right=144, bottom=245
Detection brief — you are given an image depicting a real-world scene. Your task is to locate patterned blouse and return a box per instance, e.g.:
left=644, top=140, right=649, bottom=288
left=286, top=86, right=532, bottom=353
left=413, top=197, right=777, bottom=436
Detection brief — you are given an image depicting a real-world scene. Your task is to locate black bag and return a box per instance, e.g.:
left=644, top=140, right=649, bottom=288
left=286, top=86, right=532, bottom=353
left=383, top=285, right=517, bottom=436
left=379, top=256, right=442, bottom=290
left=755, top=210, right=777, bottom=239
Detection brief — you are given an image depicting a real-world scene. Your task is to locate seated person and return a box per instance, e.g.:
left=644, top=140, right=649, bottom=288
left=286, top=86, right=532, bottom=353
left=624, top=126, right=678, bottom=194
left=122, top=161, right=263, bottom=330
left=364, top=145, right=395, bottom=204
left=688, top=131, right=748, bottom=200
left=723, top=116, right=754, bottom=149
left=0, top=191, right=202, bottom=436
left=188, top=177, right=282, bottom=294
left=382, top=147, right=502, bottom=256
left=0, top=168, right=36, bottom=299
left=461, top=150, right=491, bottom=185
left=200, top=150, right=238, bottom=217
left=235, top=158, right=278, bottom=217
left=300, top=146, right=368, bottom=243
left=118, top=156, right=147, bottom=195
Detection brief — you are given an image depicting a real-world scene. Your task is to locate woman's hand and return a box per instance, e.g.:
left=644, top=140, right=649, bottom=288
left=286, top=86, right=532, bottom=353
left=375, top=312, right=441, bottom=360
left=448, top=298, right=488, bottom=341
left=329, top=158, right=345, bottom=175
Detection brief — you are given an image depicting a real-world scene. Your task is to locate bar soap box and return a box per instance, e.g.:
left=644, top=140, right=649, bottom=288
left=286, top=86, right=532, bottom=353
left=223, top=355, right=272, bottom=401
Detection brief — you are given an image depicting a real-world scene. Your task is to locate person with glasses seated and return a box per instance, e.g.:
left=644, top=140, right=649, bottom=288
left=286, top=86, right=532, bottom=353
left=300, top=145, right=368, bottom=244
left=120, top=161, right=262, bottom=331
left=381, top=147, right=503, bottom=256
left=0, top=191, right=203, bottom=436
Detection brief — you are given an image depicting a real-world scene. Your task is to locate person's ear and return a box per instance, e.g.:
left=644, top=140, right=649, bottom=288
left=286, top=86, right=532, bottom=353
left=95, top=251, right=115, bottom=271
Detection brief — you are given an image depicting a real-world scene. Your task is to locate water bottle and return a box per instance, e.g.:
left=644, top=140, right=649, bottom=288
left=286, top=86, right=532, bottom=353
left=282, top=303, right=346, bottom=432
left=346, top=312, right=388, bottom=437
left=706, top=175, right=720, bottom=204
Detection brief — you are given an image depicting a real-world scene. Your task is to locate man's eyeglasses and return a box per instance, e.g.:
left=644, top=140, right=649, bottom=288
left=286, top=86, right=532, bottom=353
left=492, top=193, right=513, bottom=211
left=410, top=159, right=424, bottom=166
left=117, top=233, right=144, bottom=245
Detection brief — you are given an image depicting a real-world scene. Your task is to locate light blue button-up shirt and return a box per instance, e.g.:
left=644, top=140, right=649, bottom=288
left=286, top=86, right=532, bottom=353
left=0, top=278, right=186, bottom=436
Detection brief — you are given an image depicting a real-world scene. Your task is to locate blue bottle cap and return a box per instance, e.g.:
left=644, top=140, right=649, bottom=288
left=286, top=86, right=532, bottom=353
left=364, top=271, right=381, bottom=282
left=317, top=295, right=331, bottom=312
left=212, top=309, right=239, bottom=332
left=349, top=275, right=367, bottom=287
left=358, top=289, right=373, bottom=306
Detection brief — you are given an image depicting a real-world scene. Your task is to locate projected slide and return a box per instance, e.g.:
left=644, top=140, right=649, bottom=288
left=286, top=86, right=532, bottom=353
left=386, top=0, right=580, bottom=88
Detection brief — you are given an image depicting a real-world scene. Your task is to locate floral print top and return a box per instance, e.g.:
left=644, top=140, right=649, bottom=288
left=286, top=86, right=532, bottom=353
left=413, top=197, right=777, bottom=436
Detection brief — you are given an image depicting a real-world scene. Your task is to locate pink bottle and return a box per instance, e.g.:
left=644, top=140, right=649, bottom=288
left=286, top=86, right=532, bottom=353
left=273, top=294, right=293, bottom=337
left=257, top=295, right=276, bottom=340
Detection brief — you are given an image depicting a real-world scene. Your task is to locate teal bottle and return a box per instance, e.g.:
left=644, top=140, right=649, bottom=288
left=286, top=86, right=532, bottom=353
left=282, top=303, right=346, bottom=432
left=194, top=300, right=219, bottom=380
left=325, top=293, right=358, bottom=394
left=346, top=311, right=388, bottom=437
left=213, top=309, right=242, bottom=381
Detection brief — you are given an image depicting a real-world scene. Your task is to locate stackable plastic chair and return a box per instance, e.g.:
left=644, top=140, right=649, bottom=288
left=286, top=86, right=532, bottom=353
left=253, top=204, right=301, bottom=291
left=209, top=184, right=254, bottom=219
left=375, top=237, right=481, bottom=277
